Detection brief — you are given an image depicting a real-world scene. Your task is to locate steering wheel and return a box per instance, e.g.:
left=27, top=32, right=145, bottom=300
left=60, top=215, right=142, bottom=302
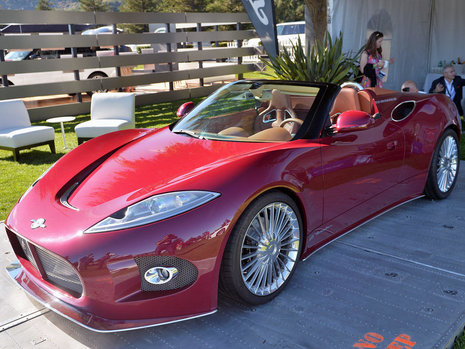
left=279, top=118, right=303, bottom=127
left=341, top=82, right=364, bottom=91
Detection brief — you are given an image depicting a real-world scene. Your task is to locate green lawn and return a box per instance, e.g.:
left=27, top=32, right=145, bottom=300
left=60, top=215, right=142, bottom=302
left=455, top=333, right=465, bottom=349
left=241, top=66, right=276, bottom=80
left=0, top=98, right=200, bottom=221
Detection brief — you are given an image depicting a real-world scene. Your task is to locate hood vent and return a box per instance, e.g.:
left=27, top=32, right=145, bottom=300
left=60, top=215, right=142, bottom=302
left=57, top=145, right=127, bottom=210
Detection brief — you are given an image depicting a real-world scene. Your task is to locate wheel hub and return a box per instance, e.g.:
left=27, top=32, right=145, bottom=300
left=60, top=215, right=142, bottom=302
left=258, top=237, right=280, bottom=261
left=440, top=157, right=452, bottom=171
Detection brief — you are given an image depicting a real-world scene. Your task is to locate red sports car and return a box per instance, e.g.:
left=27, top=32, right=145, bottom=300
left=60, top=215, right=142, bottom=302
left=5, top=80, right=461, bottom=332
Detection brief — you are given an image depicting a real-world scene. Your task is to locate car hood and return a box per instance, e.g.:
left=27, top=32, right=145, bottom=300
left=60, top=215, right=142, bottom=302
left=67, top=127, right=279, bottom=208
left=7, top=127, right=282, bottom=240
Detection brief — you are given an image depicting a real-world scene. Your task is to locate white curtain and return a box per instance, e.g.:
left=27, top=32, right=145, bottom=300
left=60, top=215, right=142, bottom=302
left=330, top=0, right=432, bottom=90
left=431, top=0, right=465, bottom=73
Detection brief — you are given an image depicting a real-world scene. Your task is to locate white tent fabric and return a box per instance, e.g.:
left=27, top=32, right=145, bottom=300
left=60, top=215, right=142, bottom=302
left=329, top=0, right=465, bottom=92
left=431, top=0, right=465, bottom=73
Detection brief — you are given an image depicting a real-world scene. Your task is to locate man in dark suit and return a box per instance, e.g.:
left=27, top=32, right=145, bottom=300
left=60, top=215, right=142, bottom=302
left=429, top=65, right=465, bottom=115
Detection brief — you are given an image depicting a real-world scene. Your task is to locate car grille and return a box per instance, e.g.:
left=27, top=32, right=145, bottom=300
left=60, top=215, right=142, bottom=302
left=35, top=246, right=83, bottom=296
left=16, top=234, right=83, bottom=297
left=17, top=236, right=39, bottom=271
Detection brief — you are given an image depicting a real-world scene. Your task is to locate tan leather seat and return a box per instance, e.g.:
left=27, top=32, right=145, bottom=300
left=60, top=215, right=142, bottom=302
left=259, top=89, right=296, bottom=121
left=357, top=90, right=374, bottom=114
left=248, top=127, right=292, bottom=142
left=256, top=89, right=299, bottom=135
left=218, top=126, right=249, bottom=137
left=330, top=88, right=361, bottom=115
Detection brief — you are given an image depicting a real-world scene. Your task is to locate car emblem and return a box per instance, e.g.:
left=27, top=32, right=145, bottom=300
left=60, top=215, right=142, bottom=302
left=31, top=218, right=46, bottom=229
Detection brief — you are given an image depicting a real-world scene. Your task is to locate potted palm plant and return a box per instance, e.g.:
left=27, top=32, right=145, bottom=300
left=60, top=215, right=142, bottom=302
left=262, top=31, right=362, bottom=84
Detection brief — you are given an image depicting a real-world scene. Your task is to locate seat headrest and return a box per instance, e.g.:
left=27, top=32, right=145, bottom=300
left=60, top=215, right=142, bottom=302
left=330, top=88, right=361, bottom=115
left=357, top=90, right=374, bottom=115
left=259, top=89, right=296, bottom=119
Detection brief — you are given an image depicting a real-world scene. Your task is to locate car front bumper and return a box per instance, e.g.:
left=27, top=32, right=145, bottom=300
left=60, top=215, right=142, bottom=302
left=6, top=261, right=216, bottom=332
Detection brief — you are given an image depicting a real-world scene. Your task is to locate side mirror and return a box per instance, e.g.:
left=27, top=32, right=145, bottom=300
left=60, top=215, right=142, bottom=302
left=336, top=110, right=373, bottom=133
left=176, top=101, right=194, bottom=118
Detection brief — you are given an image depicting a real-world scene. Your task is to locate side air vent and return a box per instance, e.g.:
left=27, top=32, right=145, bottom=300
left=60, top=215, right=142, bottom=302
left=392, top=101, right=416, bottom=122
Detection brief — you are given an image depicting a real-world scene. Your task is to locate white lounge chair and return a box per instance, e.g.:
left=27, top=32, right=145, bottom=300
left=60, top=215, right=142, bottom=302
left=0, top=99, right=55, bottom=161
left=75, top=92, right=135, bottom=144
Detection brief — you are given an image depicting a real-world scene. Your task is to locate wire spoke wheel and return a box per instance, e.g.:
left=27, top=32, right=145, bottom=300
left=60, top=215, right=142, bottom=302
left=220, top=192, right=302, bottom=304
left=436, top=135, right=458, bottom=193
left=425, top=129, right=460, bottom=200
left=240, top=202, right=300, bottom=296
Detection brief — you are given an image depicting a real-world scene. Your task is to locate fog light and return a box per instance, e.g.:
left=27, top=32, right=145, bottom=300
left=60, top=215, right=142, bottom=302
left=144, top=266, right=178, bottom=285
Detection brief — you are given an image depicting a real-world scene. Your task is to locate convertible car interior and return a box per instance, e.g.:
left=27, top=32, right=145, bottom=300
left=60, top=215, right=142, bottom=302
left=217, top=89, right=315, bottom=141
left=175, top=82, right=319, bottom=142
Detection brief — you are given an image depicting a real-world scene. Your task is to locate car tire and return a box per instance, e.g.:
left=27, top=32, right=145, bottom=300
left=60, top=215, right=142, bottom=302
left=220, top=191, right=302, bottom=305
left=86, top=72, right=108, bottom=97
left=0, top=79, right=14, bottom=86
left=424, top=128, right=460, bottom=200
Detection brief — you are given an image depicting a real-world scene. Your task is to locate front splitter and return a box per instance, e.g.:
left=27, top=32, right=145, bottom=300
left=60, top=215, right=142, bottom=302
left=6, top=261, right=216, bottom=333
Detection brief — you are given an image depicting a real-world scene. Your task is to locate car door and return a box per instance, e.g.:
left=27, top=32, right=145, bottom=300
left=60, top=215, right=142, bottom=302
left=319, top=114, right=405, bottom=224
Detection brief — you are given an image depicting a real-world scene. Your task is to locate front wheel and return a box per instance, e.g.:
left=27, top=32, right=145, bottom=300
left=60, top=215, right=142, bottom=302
left=220, top=192, right=302, bottom=305
left=424, top=129, right=460, bottom=200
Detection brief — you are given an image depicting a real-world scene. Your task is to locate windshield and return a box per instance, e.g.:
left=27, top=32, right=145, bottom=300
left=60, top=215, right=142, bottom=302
left=5, top=50, right=31, bottom=61
left=277, top=23, right=305, bottom=35
left=173, top=81, right=320, bottom=142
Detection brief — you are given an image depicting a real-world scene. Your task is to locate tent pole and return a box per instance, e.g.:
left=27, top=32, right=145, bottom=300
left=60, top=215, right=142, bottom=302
left=426, top=0, right=435, bottom=72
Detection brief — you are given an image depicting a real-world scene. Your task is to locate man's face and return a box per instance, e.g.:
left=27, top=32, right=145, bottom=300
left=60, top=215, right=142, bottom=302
left=444, top=67, right=456, bottom=81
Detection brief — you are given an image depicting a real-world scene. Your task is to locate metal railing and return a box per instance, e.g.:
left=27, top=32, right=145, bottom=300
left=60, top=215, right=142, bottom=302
left=0, top=10, right=260, bottom=121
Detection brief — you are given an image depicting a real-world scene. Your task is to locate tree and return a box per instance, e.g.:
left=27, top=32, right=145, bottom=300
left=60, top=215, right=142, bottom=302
left=274, top=0, right=305, bottom=23
left=37, top=0, right=53, bottom=10
left=119, top=0, right=159, bottom=33
left=79, top=0, right=110, bottom=12
left=205, top=0, right=242, bottom=13
left=304, top=0, right=327, bottom=44
left=160, top=0, right=206, bottom=12
left=119, top=0, right=158, bottom=13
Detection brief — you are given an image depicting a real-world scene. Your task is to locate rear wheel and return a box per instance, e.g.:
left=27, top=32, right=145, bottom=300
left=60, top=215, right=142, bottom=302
left=220, top=192, right=302, bottom=304
left=424, top=129, right=460, bottom=200
left=0, top=78, right=14, bottom=86
left=86, top=72, right=108, bottom=97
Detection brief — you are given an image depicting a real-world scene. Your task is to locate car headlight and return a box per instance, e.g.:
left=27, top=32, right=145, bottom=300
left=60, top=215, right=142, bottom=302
left=85, top=191, right=220, bottom=233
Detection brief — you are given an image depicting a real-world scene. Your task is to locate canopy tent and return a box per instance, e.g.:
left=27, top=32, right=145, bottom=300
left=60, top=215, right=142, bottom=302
left=328, top=0, right=465, bottom=91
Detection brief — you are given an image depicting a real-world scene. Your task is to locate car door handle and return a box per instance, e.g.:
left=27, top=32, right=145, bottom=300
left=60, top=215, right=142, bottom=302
left=387, top=141, right=397, bottom=150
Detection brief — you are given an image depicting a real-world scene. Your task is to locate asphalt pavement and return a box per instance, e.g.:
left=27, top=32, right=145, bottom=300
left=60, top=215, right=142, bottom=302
left=1, top=162, right=464, bottom=349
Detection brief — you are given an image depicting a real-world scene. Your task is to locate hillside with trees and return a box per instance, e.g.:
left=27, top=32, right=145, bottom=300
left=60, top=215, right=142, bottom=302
left=0, top=0, right=122, bottom=10
left=0, top=0, right=304, bottom=23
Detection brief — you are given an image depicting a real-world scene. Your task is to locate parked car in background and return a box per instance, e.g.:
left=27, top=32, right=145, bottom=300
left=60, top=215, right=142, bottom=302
left=4, top=48, right=95, bottom=62
left=81, top=25, right=123, bottom=35
left=2, top=47, right=130, bottom=95
left=244, top=21, right=305, bottom=51
left=276, top=21, right=305, bottom=49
